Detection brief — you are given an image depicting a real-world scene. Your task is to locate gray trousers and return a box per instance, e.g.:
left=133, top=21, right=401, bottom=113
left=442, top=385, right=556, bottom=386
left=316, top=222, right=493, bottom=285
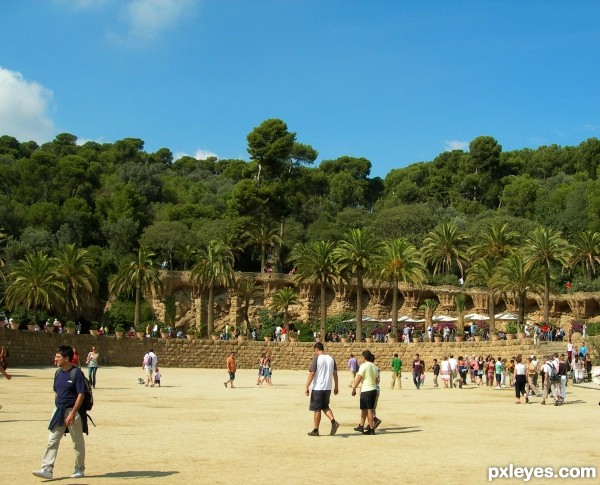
left=41, top=408, right=85, bottom=472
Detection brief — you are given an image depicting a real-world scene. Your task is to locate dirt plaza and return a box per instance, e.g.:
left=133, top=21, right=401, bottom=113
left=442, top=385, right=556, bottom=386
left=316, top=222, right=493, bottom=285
left=1, top=365, right=598, bottom=485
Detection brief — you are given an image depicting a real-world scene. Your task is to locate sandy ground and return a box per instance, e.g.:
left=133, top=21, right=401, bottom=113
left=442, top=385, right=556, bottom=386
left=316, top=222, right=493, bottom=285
left=1, top=366, right=599, bottom=485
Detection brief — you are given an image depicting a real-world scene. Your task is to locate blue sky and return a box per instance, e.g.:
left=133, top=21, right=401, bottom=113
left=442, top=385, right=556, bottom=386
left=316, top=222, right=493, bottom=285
left=1, top=0, right=599, bottom=179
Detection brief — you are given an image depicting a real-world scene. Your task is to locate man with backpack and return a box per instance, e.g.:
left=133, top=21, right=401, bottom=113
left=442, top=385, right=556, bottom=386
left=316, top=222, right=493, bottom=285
left=540, top=353, right=560, bottom=405
left=33, top=345, right=88, bottom=480
left=143, top=349, right=157, bottom=387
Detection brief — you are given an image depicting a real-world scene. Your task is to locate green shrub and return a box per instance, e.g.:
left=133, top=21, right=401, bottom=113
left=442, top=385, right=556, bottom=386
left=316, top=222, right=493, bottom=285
left=586, top=321, right=600, bottom=337
left=428, top=273, right=460, bottom=286
left=291, top=320, right=318, bottom=342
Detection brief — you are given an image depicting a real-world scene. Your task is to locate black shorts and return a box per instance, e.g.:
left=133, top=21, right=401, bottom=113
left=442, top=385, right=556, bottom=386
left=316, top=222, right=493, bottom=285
left=360, top=389, right=378, bottom=410
left=309, top=390, right=331, bottom=411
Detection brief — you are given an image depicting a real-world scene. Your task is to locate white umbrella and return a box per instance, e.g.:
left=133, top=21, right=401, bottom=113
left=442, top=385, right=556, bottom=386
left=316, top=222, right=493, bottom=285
left=406, top=317, right=426, bottom=323
left=465, top=313, right=489, bottom=321
left=494, top=312, right=519, bottom=320
left=432, top=315, right=458, bottom=322
left=341, top=315, right=380, bottom=323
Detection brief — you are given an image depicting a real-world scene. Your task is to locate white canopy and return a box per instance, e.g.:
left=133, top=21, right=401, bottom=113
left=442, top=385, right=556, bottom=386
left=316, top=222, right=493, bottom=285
left=465, top=313, right=489, bottom=321
left=341, top=315, right=380, bottom=323
left=494, top=312, right=519, bottom=320
left=432, top=315, right=458, bottom=322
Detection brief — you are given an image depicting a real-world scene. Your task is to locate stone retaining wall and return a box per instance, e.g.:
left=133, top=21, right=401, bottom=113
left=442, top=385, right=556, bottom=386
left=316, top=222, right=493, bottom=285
left=1, top=328, right=574, bottom=371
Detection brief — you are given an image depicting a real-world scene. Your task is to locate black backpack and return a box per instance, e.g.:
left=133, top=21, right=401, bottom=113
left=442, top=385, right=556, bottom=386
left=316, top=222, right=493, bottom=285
left=547, top=362, right=559, bottom=383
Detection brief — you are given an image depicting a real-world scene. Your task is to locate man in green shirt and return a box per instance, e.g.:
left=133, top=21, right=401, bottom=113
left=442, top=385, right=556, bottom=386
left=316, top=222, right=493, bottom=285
left=391, top=353, right=402, bottom=389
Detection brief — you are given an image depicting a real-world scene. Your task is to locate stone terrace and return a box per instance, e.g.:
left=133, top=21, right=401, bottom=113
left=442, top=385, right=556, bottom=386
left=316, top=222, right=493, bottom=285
left=0, top=328, right=574, bottom=370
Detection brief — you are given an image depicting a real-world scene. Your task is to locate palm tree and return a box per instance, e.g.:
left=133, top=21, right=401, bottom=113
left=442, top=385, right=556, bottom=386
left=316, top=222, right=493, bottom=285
left=454, top=293, right=466, bottom=332
left=522, top=227, right=572, bottom=323
left=235, top=275, right=263, bottom=336
left=421, top=298, right=438, bottom=340
left=468, top=221, right=519, bottom=261
left=491, top=253, right=544, bottom=327
left=109, top=245, right=163, bottom=330
left=242, top=223, right=283, bottom=273
left=289, top=241, right=338, bottom=340
left=468, top=257, right=501, bottom=332
left=4, top=251, right=64, bottom=325
left=271, top=286, right=299, bottom=337
left=421, top=223, right=469, bottom=277
left=53, top=244, right=98, bottom=320
left=570, top=230, right=600, bottom=280
left=466, top=222, right=519, bottom=333
left=182, top=244, right=197, bottom=271
left=335, top=229, right=382, bottom=342
left=190, top=240, right=235, bottom=336
left=375, top=238, right=427, bottom=336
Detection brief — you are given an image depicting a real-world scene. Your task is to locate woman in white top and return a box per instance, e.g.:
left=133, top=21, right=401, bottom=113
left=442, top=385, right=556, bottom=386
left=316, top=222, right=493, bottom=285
left=513, top=355, right=528, bottom=404
left=86, top=346, right=99, bottom=389
left=440, top=356, right=451, bottom=388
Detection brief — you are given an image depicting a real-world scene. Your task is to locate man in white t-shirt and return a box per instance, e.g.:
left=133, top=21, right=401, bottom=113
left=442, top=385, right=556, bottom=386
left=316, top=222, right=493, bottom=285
left=142, top=349, right=157, bottom=387
left=448, top=355, right=458, bottom=388
left=305, top=342, right=339, bottom=436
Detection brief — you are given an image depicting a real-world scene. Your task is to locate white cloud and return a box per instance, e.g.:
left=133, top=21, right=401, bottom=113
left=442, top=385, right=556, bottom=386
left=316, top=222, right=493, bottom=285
left=54, top=0, right=112, bottom=9
left=112, top=0, right=197, bottom=44
left=0, top=67, right=54, bottom=143
left=174, top=149, right=218, bottom=161
left=194, top=149, right=217, bottom=160
left=444, top=140, right=469, bottom=152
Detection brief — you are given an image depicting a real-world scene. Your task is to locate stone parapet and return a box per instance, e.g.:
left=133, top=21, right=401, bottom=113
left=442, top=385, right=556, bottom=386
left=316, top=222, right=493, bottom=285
left=0, top=328, right=579, bottom=371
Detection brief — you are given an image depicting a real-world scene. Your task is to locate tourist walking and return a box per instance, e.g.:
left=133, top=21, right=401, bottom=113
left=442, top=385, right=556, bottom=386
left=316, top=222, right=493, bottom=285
left=348, top=353, right=359, bottom=387
left=352, top=350, right=379, bottom=435
left=256, top=353, right=265, bottom=385
left=513, top=355, right=527, bottom=404
left=0, top=346, right=11, bottom=380
left=260, top=351, right=273, bottom=386
left=390, top=353, right=402, bottom=389
left=448, top=354, right=458, bottom=387
left=305, top=342, right=339, bottom=437
left=32, top=345, right=88, bottom=480
left=85, top=347, right=99, bottom=389
left=412, top=354, right=424, bottom=389
left=431, top=359, right=440, bottom=387
left=224, top=352, right=236, bottom=388
left=440, top=356, right=451, bottom=388
left=142, top=349, right=157, bottom=387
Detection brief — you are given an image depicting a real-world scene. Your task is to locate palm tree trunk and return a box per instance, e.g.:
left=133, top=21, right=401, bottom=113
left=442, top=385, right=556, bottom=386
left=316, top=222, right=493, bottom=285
left=356, top=275, right=363, bottom=342
left=391, top=280, right=399, bottom=336
left=518, top=291, right=526, bottom=327
left=320, top=283, right=327, bottom=340
left=283, top=308, right=289, bottom=336
left=208, top=286, right=215, bottom=336
left=488, top=293, right=496, bottom=333
left=544, top=270, right=550, bottom=323
left=134, top=284, right=141, bottom=329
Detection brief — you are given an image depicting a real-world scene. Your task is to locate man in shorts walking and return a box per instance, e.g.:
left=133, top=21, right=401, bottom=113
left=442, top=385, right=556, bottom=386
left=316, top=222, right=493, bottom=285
left=305, top=342, right=339, bottom=436
left=224, top=352, right=236, bottom=388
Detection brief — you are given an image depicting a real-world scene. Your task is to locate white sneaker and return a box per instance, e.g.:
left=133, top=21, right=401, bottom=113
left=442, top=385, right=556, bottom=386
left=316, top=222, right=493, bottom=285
left=70, top=470, right=85, bottom=478
left=32, top=467, right=53, bottom=479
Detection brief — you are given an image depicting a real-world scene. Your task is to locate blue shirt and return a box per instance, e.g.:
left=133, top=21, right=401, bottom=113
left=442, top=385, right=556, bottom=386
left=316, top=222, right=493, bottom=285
left=54, top=366, right=86, bottom=407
